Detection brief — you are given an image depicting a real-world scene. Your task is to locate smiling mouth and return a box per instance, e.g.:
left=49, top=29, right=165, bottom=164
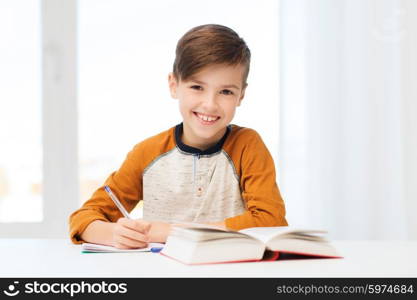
left=193, top=112, right=220, bottom=124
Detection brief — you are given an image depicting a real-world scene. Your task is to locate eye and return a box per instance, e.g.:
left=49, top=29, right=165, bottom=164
left=190, top=85, right=203, bottom=91
left=220, top=89, right=234, bottom=95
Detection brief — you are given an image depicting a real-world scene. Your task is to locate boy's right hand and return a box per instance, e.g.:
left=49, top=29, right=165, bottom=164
left=111, top=218, right=151, bottom=249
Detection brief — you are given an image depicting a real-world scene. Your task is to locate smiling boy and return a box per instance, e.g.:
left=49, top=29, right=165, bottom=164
left=69, top=24, right=287, bottom=249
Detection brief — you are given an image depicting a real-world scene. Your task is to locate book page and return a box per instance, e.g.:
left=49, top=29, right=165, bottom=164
left=171, top=226, right=248, bottom=242
left=239, top=227, right=328, bottom=244
left=239, top=227, right=293, bottom=244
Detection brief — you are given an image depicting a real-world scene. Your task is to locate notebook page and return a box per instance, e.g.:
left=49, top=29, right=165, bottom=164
left=82, top=242, right=164, bottom=253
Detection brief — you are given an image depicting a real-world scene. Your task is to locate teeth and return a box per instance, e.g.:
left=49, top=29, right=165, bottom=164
left=197, top=113, right=218, bottom=122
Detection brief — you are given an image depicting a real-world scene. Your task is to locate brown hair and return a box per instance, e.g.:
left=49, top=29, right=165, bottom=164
left=173, top=24, right=251, bottom=87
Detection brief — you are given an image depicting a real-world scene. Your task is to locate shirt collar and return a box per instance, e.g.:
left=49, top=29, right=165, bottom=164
left=174, top=123, right=231, bottom=155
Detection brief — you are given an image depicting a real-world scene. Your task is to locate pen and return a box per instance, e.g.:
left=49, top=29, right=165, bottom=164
left=104, top=185, right=131, bottom=219
left=150, top=247, right=163, bottom=253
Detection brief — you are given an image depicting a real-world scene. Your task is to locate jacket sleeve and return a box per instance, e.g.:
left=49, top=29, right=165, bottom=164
left=225, top=129, right=288, bottom=230
left=68, top=143, right=144, bottom=244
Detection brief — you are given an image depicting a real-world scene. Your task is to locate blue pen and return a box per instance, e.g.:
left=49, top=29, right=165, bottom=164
left=150, top=247, right=163, bottom=253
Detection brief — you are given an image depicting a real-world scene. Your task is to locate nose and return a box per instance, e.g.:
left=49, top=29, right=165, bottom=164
left=201, top=92, right=218, bottom=111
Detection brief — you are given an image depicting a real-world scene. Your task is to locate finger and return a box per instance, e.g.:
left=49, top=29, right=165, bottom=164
left=143, top=222, right=151, bottom=234
left=118, top=237, right=148, bottom=249
left=113, top=243, right=130, bottom=250
left=114, top=241, right=148, bottom=249
left=114, top=235, right=148, bottom=249
left=117, top=225, right=149, bottom=243
left=113, top=241, right=137, bottom=250
left=119, top=218, right=151, bottom=233
left=133, top=220, right=151, bottom=234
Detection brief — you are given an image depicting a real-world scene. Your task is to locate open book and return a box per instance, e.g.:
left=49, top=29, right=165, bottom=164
left=81, top=242, right=164, bottom=253
left=160, top=225, right=341, bottom=265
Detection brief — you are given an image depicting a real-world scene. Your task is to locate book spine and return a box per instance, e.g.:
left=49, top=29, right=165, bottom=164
left=261, top=251, right=280, bottom=261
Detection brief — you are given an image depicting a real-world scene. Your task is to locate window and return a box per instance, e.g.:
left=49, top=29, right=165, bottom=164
left=0, top=0, right=77, bottom=238
left=0, top=0, right=42, bottom=222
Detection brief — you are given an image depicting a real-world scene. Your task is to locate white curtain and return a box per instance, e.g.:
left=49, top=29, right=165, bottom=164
left=279, top=0, right=417, bottom=240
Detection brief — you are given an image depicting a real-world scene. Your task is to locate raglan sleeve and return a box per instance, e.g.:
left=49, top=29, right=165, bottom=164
left=225, top=129, right=288, bottom=230
left=68, top=143, right=144, bottom=244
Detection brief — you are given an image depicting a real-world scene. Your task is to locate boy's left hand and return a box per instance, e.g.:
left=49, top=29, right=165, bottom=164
left=148, top=221, right=172, bottom=243
left=146, top=220, right=226, bottom=243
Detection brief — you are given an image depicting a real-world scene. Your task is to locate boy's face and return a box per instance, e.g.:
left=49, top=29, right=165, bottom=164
left=168, top=64, right=246, bottom=150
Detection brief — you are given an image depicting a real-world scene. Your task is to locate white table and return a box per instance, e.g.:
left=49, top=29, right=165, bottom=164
left=1, top=239, right=416, bottom=277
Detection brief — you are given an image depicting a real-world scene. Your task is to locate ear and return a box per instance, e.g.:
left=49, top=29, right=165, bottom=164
left=168, top=72, right=178, bottom=99
left=237, top=84, right=247, bottom=107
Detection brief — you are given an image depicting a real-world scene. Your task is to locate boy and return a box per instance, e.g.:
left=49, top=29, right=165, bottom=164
left=69, top=24, right=287, bottom=249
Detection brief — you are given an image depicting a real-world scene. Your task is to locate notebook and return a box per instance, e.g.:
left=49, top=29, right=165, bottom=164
left=81, top=242, right=164, bottom=253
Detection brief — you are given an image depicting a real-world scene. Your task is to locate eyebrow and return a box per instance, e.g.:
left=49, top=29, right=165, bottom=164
left=188, top=78, right=240, bottom=90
